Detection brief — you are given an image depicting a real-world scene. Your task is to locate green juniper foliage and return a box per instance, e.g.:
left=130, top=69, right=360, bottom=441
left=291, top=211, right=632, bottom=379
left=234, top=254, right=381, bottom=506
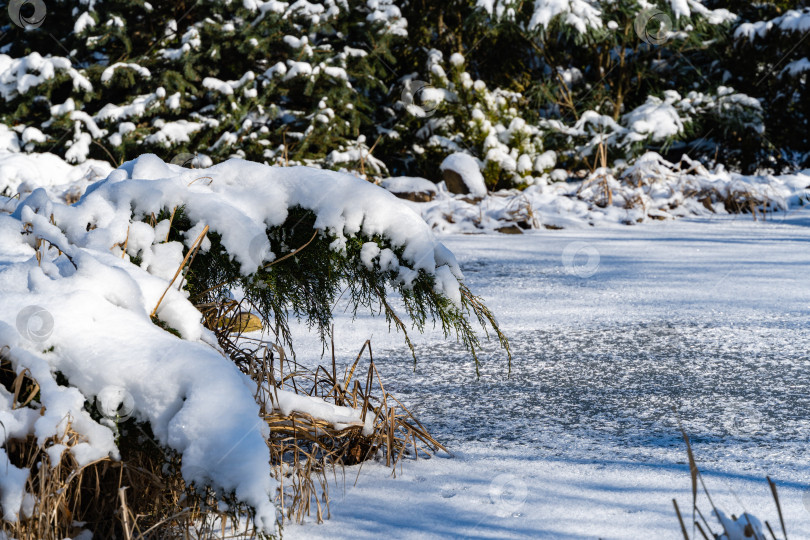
left=149, top=205, right=509, bottom=374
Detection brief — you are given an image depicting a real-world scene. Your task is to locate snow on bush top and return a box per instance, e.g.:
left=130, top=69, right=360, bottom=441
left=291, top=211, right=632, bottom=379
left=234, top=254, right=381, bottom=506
left=0, top=208, right=279, bottom=530
left=735, top=7, right=810, bottom=41
left=0, top=153, right=465, bottom=531
left=476, top=0, right=736, bottom=33
left=102, top=155, right=462, bottom=298
left=0, top=150, right=112, bottom=200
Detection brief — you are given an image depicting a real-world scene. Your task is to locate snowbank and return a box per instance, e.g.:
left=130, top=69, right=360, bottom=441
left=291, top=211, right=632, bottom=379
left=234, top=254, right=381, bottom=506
left=412, top=153, right=810, bottom=233
left=0, top=151, right=112, bottom=201
left=381, top=176, right=438, bottom=196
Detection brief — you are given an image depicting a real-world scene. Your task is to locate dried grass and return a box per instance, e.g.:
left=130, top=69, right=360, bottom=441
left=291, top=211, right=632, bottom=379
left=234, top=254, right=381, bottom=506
left=0, top=357, right=261, bottom=539
left=0, top=295, right=444, bottom=538
left=673, top=412, right=787, bottom=540
left=201, top=297, right=447, bottom=526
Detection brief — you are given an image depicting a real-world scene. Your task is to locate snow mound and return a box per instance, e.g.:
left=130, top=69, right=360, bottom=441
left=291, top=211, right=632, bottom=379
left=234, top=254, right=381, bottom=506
left=412, top=153, right=810, bottom=233
left=0, top=216, right=279, bottom=530
left=0, top=151, right=112, bottom=202
left=0, top=152, right=467, bottom=533
left=714, top=509, right=764, bottom=540
left=101, top=154, right=462, bottom=288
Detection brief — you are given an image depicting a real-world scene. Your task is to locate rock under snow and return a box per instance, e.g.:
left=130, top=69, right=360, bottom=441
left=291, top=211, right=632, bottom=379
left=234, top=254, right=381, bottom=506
left=440, top=153, right=487, bottom=199
left=381, top=176, right=438, bottom=202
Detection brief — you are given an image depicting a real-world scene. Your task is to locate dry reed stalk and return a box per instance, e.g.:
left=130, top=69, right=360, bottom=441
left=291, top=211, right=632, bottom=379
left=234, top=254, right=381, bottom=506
left=673, top=498, right=690, bottom=540
left=694, top=520, right=710, bottom=540
left=119, top=487, right=133, bottom=540
left=0, top=352, right=262, bottom=540
left=673, top=416, right=793, bottom=540
left=187, top=176, right=214, bottom=187
left=555, top=72, right=578, bottom=120
left=767, top=476, right=787, bottom=539
left=359, top=134, right=383, bottom=179
left=121, top=225, right=130, bottom=258
left=11, top=367, right=39, bottom=410
left=197, top=295, right=446, bottom=525
left=165, top=206, right=177, bottom=242
left=151, top=225, right=209, bottom=318
left=202, top=298, right=446, bottom=524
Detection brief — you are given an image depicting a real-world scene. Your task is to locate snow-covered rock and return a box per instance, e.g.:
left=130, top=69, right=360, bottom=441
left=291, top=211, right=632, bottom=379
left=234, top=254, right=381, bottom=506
left=381, top=176, right=438, bottom=202
left=440, top=153, right=488, bottom=199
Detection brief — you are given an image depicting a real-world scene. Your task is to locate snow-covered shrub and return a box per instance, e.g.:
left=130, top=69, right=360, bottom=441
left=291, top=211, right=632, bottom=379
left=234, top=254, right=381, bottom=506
left=730, top=5, right=810, bottom=170
left=388, top=49, right=556, bottom=189
left=0, top=153, right=508, bottom=536
left=0, top=0, right=403, bottom=174
left=2, top=0, right=805, bottom=187
left=388, top=46, right=763, bottom=189
left=381, top=0, right=770, bottom=187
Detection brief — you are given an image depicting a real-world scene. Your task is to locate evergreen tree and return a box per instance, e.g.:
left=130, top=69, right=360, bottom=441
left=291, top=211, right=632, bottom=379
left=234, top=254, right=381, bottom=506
left=1, top=0, right=406, bottom=174
left=725, top=3, right=810, bottom=171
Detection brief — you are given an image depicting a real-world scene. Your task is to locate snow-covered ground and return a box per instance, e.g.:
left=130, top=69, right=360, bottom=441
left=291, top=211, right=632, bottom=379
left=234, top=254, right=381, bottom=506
left=287, top=210, right=810, bottom=538
left=2, top=150, right=808, bottom=537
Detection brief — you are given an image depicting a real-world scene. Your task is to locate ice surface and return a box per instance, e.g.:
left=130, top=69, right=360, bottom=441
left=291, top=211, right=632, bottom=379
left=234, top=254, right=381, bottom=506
left=286, top=210, right=810, bottom=538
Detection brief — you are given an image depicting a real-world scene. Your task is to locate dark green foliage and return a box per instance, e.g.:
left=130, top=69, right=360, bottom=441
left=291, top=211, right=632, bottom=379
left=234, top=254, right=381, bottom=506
left=150, top=315, right=182, bottom=338
left=717, top=1, right=810, bottom=171
left=3, top=0, right=806, bottom=178
left=181, top=206, right=509, bottom=374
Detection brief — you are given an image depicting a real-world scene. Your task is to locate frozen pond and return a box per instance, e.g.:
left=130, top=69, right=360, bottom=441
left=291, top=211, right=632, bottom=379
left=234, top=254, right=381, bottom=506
left=375, top=322, right=810, bottom=470
left=290, top=211, right=810, bottom=538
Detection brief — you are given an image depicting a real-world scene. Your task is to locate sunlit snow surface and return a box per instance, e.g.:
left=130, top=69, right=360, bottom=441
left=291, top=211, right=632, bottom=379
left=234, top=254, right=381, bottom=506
left=288, top=211, right=810, bottom=539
